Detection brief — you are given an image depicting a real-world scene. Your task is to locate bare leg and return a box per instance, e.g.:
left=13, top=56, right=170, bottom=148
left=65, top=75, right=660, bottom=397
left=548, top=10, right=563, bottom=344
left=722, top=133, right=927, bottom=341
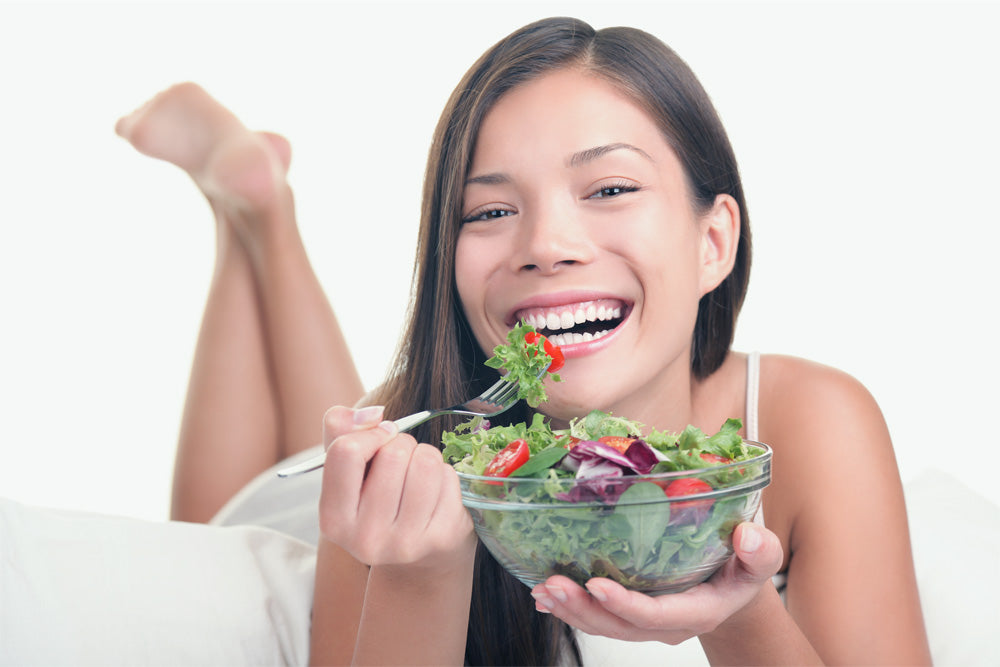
left=117, top=83, right=365, bottom=522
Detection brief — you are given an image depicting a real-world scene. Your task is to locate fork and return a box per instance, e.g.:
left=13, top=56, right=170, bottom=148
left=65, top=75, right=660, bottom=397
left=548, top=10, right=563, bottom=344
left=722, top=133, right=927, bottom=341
left=275, top=364, right=549, bottom=477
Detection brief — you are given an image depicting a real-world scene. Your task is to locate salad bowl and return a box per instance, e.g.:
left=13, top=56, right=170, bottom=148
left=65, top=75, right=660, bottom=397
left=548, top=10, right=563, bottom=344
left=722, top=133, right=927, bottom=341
left=456, top=443, right=771, bottom=595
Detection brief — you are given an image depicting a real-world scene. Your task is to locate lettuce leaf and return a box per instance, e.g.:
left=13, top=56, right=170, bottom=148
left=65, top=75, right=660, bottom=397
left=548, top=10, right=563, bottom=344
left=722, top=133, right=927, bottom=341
left=484, top=321, right=561, bottom=407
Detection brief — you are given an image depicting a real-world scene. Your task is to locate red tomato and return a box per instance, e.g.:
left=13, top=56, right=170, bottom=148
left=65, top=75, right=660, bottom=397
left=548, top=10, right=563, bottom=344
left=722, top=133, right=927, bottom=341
left=525, top=331, right=565, bottom=372
left=484, top=439, right=530, bottom=478
left=663, top=477, right=714, bottom=510
left=597, top=436, right=637, bottom=453
left=699, top=452, right=733, bottom=464
left=694, top=451, right=744, bottom=474
left=558, top=434, right=582, bottom=450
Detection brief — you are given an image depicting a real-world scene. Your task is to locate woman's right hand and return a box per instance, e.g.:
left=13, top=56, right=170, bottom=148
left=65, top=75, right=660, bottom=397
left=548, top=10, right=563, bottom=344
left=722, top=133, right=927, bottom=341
left=317, top=406, right=476, bottom=574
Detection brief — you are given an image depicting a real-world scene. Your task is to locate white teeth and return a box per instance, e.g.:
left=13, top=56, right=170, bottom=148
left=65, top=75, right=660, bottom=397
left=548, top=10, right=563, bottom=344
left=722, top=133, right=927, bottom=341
left=548, top=329, right=610, bottom=347
left=516, top=300, right=625, bottom=335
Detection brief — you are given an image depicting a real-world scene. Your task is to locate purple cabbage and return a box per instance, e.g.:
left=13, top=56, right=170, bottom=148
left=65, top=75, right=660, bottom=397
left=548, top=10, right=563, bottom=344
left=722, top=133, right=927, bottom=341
left=557, top=438, right=663, bottom=503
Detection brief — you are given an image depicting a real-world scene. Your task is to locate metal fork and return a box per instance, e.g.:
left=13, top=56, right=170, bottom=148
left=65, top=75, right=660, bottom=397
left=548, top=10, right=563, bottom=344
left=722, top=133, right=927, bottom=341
left=275, top=365, right=549, bottom=477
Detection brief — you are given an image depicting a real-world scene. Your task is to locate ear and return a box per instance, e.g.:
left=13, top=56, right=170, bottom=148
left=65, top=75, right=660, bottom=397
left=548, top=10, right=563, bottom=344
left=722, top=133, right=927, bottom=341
left=698, top=194, right=741, bottom=296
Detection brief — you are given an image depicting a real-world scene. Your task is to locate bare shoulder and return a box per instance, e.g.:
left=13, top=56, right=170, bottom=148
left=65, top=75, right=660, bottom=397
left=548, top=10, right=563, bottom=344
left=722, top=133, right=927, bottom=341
left=758, top=354, right=889, bottom=443
left=753, top=355, right=930, bottom=663
left=755, top=354, right=903, bottom=558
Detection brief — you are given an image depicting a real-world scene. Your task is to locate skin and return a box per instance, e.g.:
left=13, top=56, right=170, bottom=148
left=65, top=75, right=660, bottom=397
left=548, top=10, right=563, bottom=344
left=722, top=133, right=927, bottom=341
left=121, top=70, right=930, bottom=665
left=116, top=83, right=364, bottom=522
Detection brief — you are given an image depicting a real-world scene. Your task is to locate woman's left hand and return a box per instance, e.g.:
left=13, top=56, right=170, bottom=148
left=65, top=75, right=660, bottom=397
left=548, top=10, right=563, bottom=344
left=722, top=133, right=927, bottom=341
left=530, top=522, right=783, bottom=644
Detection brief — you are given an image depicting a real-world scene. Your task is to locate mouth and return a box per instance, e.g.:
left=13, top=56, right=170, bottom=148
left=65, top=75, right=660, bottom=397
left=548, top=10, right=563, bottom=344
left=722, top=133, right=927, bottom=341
left=510, top=298, right=630, bottom=347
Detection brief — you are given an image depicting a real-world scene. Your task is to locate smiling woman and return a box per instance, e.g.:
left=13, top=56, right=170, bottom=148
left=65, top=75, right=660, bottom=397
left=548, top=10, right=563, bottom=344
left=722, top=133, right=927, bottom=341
left=1, top=3, right=997, bottom=666
left=310, top=17, right=929, bottom=666
left=456, top=67, right=742, bottom=417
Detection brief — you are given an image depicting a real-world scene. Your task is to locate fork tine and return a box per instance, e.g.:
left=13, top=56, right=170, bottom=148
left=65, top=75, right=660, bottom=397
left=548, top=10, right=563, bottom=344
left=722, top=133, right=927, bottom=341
left=480, top=377, right=510, bottom=402
left=490, top=380, right=521, bottom=407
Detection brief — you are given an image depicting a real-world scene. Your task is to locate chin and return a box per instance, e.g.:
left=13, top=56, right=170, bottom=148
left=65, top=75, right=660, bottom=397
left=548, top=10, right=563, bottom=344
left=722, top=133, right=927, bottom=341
left=536, top=382, right=617, bottom=423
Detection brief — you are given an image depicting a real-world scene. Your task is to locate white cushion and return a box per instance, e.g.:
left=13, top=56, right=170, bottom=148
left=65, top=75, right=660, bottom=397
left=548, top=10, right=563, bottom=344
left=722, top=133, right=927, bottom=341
left=0, top=497, right=315, bottom=665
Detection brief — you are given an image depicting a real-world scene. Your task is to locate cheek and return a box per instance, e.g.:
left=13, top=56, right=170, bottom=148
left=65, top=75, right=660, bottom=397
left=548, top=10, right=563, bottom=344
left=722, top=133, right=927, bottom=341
left=454, top=236, right=476, bottom=309
left=454, top=233, right=492, bottom=325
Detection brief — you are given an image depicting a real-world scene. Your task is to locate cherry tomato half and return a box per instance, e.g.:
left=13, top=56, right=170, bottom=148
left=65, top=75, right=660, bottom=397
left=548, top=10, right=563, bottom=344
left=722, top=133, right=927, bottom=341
left=662, top=477, right=714, bottom=510
left=484, top=438, right=530, bottom=478
left=525, top=331, right=565, bottom=372
left=597, top=436, right=637, bottom=453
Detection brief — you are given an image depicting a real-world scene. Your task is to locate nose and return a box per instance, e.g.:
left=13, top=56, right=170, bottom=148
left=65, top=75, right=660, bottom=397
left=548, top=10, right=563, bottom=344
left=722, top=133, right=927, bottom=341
left=509, top=202, right=595, bottom=275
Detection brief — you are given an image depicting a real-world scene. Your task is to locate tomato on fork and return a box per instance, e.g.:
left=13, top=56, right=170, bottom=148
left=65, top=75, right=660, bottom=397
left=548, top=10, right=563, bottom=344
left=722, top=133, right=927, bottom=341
left=524, top=331, right=565, bottom=372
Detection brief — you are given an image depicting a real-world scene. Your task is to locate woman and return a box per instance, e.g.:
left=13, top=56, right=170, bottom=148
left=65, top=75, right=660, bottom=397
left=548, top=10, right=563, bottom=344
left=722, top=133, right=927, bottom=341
left=119, top=17, right=930, bottom=666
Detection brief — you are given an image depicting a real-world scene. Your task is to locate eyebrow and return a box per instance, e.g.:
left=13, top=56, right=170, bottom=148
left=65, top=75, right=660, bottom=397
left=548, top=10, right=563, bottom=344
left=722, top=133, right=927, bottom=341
left=465, top=172, right=511, bottom=186
left=464, top=142, right=653, bottom=186
left=569, top=142, right=654, bottom=167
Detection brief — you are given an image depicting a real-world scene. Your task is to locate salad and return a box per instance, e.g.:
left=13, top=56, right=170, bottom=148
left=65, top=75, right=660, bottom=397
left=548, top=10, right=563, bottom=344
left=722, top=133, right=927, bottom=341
left=442, top=325, right=771, bottom=592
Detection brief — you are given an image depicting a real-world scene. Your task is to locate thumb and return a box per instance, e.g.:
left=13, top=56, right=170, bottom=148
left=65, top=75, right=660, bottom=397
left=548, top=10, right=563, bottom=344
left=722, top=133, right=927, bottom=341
left=732, top=522, right=783, bottom=582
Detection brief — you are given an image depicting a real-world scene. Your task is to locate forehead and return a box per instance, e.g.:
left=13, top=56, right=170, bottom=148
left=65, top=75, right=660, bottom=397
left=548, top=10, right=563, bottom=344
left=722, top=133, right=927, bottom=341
left=471, top=68, right=674, bottom=171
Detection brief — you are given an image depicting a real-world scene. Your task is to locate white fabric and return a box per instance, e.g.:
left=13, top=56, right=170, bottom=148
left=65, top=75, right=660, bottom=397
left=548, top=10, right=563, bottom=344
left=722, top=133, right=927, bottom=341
left=904, top=469, right=1000, bottom=666
left=211, top=445, right=324, bottom=544
left=745, top=350, right=760, bottom=442
left=0, top=497, right=315, bottom=666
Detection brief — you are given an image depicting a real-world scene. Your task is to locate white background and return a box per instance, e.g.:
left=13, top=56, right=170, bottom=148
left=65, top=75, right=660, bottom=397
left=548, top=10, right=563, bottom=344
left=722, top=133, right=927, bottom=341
left=1, top=1, right=997, bottom=522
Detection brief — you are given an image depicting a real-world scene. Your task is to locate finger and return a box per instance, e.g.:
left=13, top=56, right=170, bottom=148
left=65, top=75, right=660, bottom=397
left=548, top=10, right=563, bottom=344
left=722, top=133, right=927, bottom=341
left=731, top=522, right=784, bottom=583
left=388, top=446, right=451, bottom=562
left=530, top=576, right=633, bottom=638
left=394, top=444, right=445, bottom=534
left=580, top=577, right=677, bottom=635
left=433, top=464, right=473, bottom=532
left=322, top=405, right=386, bottom=446
left=355, top=431, right=417, bottom=528
left=319, top=421, right=401, bottom=536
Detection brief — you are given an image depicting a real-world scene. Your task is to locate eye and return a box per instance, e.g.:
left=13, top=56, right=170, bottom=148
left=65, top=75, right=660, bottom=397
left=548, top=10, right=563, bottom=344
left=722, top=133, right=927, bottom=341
left=587, top=180, right=641, bottom=200
left=461, top=206, right=517, bottom=224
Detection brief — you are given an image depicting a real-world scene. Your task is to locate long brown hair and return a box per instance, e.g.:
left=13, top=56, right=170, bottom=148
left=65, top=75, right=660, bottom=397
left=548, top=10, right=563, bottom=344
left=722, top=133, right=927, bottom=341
left=372, top=16, right=753, bottom=665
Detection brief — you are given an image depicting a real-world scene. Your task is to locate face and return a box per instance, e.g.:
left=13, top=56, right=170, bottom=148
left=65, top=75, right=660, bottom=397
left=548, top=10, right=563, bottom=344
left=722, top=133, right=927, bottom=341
left=455, top=68, right=728, bottom=425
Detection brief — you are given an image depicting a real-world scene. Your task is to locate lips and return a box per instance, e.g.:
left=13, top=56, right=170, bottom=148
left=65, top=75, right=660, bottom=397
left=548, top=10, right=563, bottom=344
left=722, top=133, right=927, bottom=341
left=511, top=298, right=629, bottom=348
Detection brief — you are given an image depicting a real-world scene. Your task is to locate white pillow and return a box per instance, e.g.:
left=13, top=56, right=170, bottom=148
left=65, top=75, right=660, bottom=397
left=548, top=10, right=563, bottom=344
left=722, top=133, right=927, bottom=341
left=904, top=470, right=1000, bottom=666
left=0, top=497, right=315, bottom=666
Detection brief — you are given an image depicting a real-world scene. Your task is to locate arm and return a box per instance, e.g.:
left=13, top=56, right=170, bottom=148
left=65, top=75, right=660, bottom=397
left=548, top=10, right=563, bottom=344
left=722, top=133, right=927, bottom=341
left=310, top=407, right=477, bottom=665
left=750, top=357, right=930, bottom=664
left=531, top=357, right=931, bottom=665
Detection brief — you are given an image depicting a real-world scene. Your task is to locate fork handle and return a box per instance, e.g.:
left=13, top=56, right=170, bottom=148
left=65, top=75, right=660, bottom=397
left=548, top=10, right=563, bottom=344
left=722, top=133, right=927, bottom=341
left=393, top=410, right=433, bottom=433
left=275, top=410, right=435, bottom=477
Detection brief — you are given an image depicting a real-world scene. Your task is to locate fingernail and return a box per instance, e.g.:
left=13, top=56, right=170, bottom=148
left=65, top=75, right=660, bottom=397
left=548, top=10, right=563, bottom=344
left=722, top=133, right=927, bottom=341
left=353, top=405, right=384, bottom=426
left=531, top=591, right=553, bottom=611
left=377, top=420, right=398, bottom=436
left=585, top=582, right=607, bottom=602
left=740, top=523, right=761, bottom=553
left=545, top=584, right=568, bottom=603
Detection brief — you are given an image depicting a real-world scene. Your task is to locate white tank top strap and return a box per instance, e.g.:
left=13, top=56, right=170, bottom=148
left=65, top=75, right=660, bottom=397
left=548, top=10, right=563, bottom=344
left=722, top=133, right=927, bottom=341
left=744, top=351, right=785, bottom=595
left=745, top=351, right=760, bottom=442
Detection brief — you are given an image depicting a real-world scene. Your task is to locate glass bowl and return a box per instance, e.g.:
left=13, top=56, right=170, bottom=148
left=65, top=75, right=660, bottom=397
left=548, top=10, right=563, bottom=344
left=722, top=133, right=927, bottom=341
left=457, top=442, right=771, bottom=595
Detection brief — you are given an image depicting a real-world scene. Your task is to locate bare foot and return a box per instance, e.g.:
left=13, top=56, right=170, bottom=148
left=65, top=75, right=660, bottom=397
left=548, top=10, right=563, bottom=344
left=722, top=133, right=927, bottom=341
left=116, top=82, right=296, bottom=253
